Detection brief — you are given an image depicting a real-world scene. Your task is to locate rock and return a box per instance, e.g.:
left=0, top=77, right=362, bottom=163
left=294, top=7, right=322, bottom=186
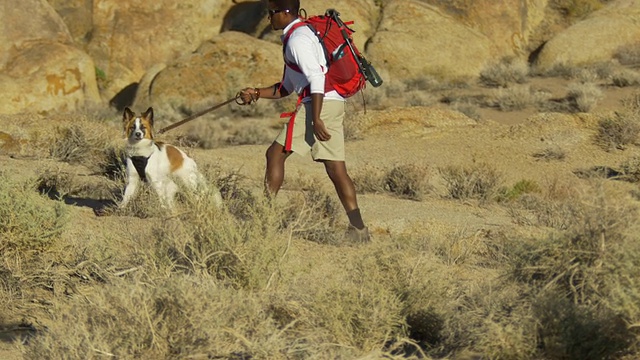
left=85, top=0, right=225, bottom=103
left=366, top=0, right=493, bottom=82
left=0, top=0, right=100, bottom=115
left=534, top=0, right=640, bottom=72
left=0, top=42, right=101, bottom=115
left=133, top=31, right=283, bottom=116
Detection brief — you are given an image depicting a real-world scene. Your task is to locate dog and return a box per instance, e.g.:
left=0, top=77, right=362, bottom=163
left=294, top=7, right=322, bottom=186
left=120, top=107, right=222, bottom=209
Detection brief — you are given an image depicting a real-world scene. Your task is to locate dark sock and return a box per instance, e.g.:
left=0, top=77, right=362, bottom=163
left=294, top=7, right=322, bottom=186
left=346, top=208, right=365, bottom=230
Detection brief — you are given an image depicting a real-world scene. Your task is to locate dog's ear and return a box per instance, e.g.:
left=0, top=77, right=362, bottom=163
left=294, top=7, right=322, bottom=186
left=123, top=107, right=135, bottom=122
left=143, top=107, right=154, bottom=125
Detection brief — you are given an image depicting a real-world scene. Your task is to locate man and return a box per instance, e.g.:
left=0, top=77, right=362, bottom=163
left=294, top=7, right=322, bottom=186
left=239, top=0, right=370, bottom=242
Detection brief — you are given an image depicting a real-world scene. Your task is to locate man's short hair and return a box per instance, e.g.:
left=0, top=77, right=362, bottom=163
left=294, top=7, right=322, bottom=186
left=269, top=0, right=300, bottom=14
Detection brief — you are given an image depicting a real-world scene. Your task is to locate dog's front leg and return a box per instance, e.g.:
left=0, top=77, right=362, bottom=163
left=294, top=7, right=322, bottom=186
left=121, top=160, right=141, bottom=208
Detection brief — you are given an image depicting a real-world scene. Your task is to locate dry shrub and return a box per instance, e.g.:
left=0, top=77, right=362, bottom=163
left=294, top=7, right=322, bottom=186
left=450, top=100, right=482, bottom=121
left=352, top=164, right=387, bottom=194
left=384, top=164, right=432, bottom=201
left=622, top=91, right=640, bottom=114
left=532, top=146, right=567, bottom=161
left=282, top=254, right=408, bottom=353
left=534, top=291, right=633, bottom=360
left=439, top=163, right=503, bottom=202
left=594, top=111, right=640, bottom=151
left=352, top=164, right=432, bottom=200
left=492, top=85, right=549, bottom=111
left=509, top=181, right=640, bottom=302
left=47, top=119, right=116, bottom=169
left=566, top=82, right=603, bottom=113
left=498, top=179, right=541, bottom=202
left=480, top=57, right=529, bottom=88
left=36, top=166, right=119, bottom=202
left=618, top=155, right=640, bottom=182
left=154, top=187, right=286, bottom=289
left=179, top=118, right=275, bottom=149
left=510, top=176, right=580, bottom=229
left=430, top=227, right=506, bottom=267
left=282, top=184, right=343, bottom=244
left=22, top=278, right=293, bottom=359
left=611, top=68, right=640, bottom=87
left=615, top=42, right=640, bottom=66
left=504, top=182, right=640, bottom=358
left=23, top=251, right=413, bottom=359
left=48, top=124, right=92, bottom=163
left=0, top=174, right=68, bottom=254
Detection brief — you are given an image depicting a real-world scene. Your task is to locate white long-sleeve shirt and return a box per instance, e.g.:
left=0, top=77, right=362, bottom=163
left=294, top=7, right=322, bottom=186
left=280, top=19, right=344, bottom=103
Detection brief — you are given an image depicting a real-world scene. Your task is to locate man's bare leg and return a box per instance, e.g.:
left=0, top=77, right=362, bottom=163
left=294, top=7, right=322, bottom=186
left=265, top=141, right=291, bottom=196
left=323, top=160, right=365, bottom=229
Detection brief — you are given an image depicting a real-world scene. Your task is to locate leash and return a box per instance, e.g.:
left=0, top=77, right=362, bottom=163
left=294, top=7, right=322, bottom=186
left=157, top=94, right=245, bottom=134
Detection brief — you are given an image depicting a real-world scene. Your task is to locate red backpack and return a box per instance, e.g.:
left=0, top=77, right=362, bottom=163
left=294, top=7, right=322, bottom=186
left=282, top=9, right=375, bottom=98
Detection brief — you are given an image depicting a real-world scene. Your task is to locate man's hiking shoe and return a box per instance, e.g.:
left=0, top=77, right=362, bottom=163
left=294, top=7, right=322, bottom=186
left=345, top=225, right=371, bottom=243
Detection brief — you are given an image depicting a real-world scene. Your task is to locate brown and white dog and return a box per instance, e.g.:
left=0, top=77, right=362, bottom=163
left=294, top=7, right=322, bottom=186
left=120, top=107, right=222, bottom=209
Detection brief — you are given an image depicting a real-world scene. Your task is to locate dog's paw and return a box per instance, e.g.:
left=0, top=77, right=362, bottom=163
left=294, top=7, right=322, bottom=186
left=94, top=206, right=116, bottom=217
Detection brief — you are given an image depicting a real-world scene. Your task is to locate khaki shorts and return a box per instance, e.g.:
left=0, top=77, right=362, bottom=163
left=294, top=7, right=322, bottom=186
left=275, top=99, right=346, bottom=161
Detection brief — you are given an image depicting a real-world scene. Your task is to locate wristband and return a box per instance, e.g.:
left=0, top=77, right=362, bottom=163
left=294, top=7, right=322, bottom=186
left=254, top=88, right=260, bottom=101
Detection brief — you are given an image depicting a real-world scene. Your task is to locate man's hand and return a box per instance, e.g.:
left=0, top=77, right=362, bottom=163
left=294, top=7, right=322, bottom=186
left=313, top=118, right=331, bottom=141
left=239, top=88, right=259, bottom=105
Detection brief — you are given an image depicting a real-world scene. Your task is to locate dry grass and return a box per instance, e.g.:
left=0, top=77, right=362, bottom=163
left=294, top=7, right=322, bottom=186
left=353, top=164, right=432, bottom=201
left=505, top=181, right=640, bottom=359
left=594, top=111, right=640, bottom=151
left=566, top=82, right=603, bottom=113
left=491, top=85, right=550, bottom=111
left=3, top=69, right=640, bottom=359
left=615, top=42, right=640, bottom=66
left=479, top=57, right=529, bottom=88
left=439, top=163, right=504, bottom=202
left=532, top=147, right=567, bottom=161
left=0, top=173, right=68, bottom=254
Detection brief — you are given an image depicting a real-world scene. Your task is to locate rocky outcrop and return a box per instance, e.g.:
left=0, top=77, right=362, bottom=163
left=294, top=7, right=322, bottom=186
left=1, top=0, right=629, bottom=115
left=366, top=0, right=494, bottom=82
left=133, top=31, right=282, bottom=115
left=219, top=0, right=380, bottom=49
left=419, top=0, right=551, bottom=57
left=534, top=0, right=640, bottom=72
left=0, top=0, right=100, bottom=115
left=84, top=0, right=224, bottom=103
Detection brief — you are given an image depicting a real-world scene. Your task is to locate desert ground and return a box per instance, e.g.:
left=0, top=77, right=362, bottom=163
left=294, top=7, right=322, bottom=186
left=1, top=64, right=640, bottom=359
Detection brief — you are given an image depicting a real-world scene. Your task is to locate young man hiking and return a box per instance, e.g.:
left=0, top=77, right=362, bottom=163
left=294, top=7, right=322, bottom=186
left=239, top=0, right=370, bottom=242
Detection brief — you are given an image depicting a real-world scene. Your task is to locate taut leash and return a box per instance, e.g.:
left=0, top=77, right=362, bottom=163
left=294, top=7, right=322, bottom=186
left=157, top=94, right=244, bottom=134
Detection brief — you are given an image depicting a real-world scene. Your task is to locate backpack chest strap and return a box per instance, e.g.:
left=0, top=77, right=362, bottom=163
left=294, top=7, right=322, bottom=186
left=129, top=155, right=150, bottom=182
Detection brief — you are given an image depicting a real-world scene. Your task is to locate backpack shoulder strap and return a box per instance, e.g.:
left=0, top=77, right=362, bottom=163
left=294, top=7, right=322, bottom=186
left=282, top=20, right=315, bottom=73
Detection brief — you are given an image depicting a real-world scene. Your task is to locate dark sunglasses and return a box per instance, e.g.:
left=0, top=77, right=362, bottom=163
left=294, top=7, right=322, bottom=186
left=268, top=8, right=290, bottom=17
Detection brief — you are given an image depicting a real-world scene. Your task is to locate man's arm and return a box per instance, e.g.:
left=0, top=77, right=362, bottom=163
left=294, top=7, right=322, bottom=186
left=239, top=82, right=291, bottom=104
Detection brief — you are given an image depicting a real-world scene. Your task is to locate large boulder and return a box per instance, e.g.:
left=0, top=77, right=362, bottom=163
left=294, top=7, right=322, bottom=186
left=534, top=0, right=640, bottom=72
left=219, top=0, right=379, bottom=50
left=46, top=0, right=93, bottom=45
left=0, top=0, right=100, bottom=115
left=85, top=0, right=224, bottom=103
left=1, top=0, right=71, bottom=67
left=417, top=0, right=551, bottom=57
left=366, top=0, right=493, bottom=82
left=133, top=31, right=283, bottom=115
left=296, top=0, right=380, bottom=50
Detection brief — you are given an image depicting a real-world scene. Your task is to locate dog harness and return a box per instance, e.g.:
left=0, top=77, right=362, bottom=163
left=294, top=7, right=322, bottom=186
left=129, top=156, right=150, bottom=182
